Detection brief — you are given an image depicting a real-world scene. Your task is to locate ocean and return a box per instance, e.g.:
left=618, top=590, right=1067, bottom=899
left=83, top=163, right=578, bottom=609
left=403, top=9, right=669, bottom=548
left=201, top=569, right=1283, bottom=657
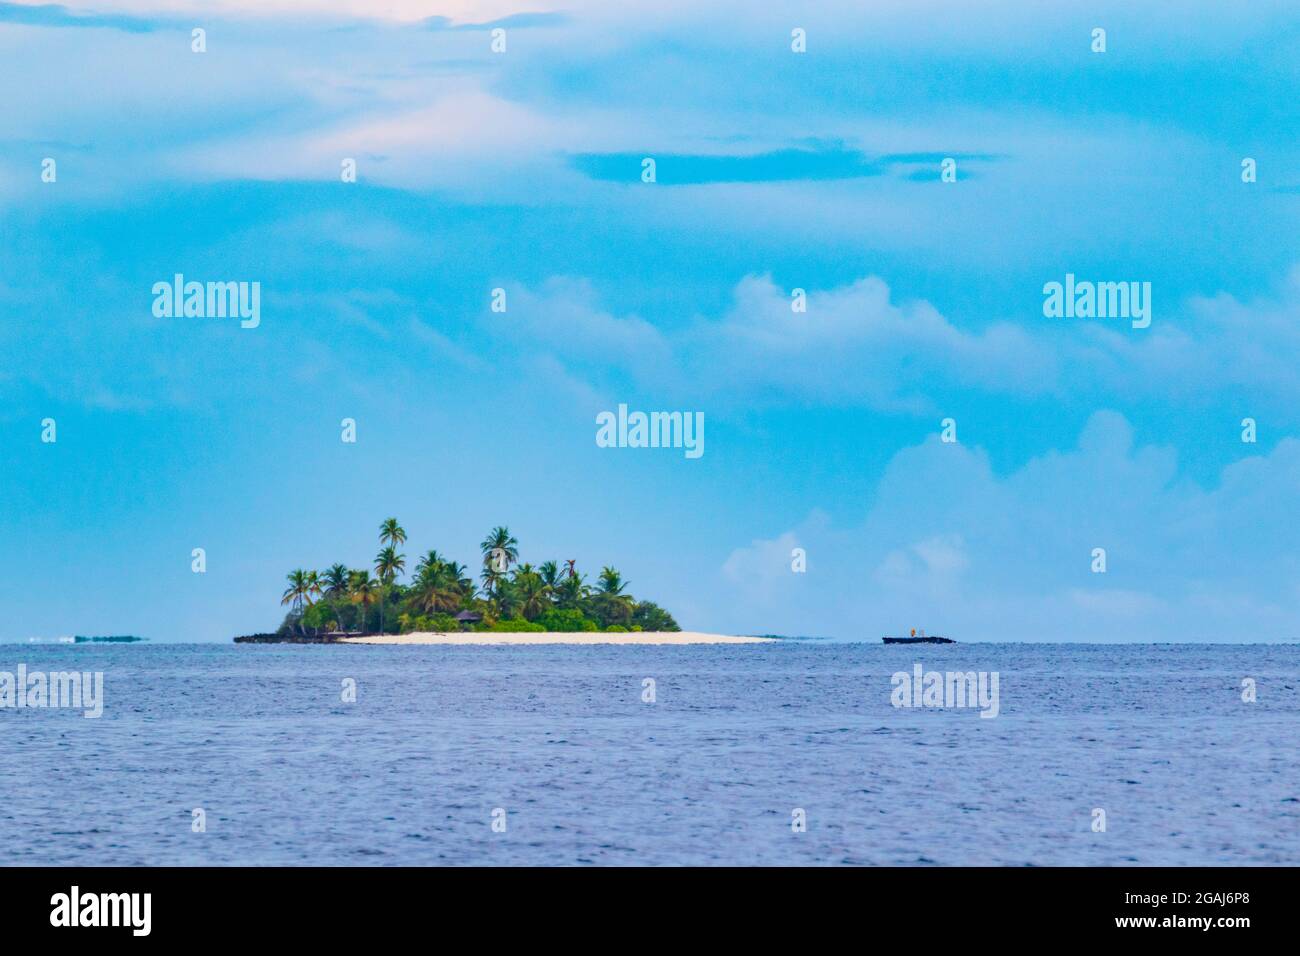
left=2, top=641, right=1297, bottom=866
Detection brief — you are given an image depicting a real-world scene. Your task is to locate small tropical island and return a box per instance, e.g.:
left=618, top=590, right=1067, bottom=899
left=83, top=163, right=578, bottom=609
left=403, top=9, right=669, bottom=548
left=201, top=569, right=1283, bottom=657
left=234, top=520, right=770, bottom=645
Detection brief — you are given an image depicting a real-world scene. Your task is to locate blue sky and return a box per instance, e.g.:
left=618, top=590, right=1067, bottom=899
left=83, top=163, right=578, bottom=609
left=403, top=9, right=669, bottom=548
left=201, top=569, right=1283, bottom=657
left=1, top=0, right=1298, bottom=641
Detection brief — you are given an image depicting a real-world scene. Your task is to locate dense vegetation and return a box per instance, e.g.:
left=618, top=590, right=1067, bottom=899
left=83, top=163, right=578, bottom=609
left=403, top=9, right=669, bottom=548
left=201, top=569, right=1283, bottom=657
left=277, top=520, right=680, bottom=636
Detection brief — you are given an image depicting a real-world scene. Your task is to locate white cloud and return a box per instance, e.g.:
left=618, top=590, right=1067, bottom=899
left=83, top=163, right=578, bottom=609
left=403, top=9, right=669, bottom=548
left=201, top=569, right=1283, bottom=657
left=684, top=274, right=1051, bottom=410
left=491, top=273, right=1050, bottom=411
left=722, top=527, right=806, bottom=588
left=716, top=411, right=1300, bottom=641
left=503, top=278, right=671, bottom=364
left=4, top=0, right=550, bottom=23
left=909, top=534, right=970, bottom=576
left=172, top=87, right=587, bottom=190
left=497, top=269, right=1300, bottom=418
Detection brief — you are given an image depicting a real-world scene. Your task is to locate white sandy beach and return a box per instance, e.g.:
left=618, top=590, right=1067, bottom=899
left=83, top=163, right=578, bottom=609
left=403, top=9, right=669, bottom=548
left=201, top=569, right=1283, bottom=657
left=340, top=631, right=775, bottom=646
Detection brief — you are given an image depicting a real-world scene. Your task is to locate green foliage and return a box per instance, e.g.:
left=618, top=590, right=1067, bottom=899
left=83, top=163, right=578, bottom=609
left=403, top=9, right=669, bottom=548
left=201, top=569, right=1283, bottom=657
left=301, top=602, right=338, bottom=633
left=487, top=617, right=545, bottom=632
left=347, top=570, right=380, bottom=634
left=552, top=572, right=586, bottom=610
left=631, top=600, right=680, bottom=632
left=539, top=608, right=599, bottom=632
left=590, top=591, right=634, bottom=629
left=275, top=520, right=683, bottom=639
left=399, top=612, right=460, bottom=633
left=492, top=578, right=522, bottom=619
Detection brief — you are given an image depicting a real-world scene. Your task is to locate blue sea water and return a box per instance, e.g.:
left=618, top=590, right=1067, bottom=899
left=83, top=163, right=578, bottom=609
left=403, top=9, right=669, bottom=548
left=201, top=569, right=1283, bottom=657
left=2, top=642, right=1297, bottom=866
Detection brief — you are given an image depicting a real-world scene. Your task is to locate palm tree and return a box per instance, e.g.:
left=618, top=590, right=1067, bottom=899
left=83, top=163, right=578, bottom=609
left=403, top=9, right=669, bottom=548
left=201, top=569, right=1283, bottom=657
left=493, top=577, right=521, bottom=619
left=379, top=517, right=407, bottom=552
left=513, top=567, right=551, bottom=620
left=594, top=566, right=634, bottom=627
left=320, top=564, right=349, bottom=633
left=554, top=570, right=587, bottom=610
left=415, top=549, right=445, bottom=576
left=480, top=564, right=503, bottom=599
left=374, top=546, right=406, bottom=633
left=539, top=560, right=562, bottom=592
left=323, top=564, right=349, bottom=601
left=302, top=570, right=323, bottom=632
left=447, top=561, right=474, bottom=601
left=411, top=552, right=465, bottom=614
left=281, top=570, right=311, bottom=609
left=598, top=566, right=628, bottom=596
left=348, top=571, right=379, bottom=634
left=375, top=546, right=405, bottom=584
left=281, top=569, right=313, bottom=633
left=479, top=526, right=519, bottom=595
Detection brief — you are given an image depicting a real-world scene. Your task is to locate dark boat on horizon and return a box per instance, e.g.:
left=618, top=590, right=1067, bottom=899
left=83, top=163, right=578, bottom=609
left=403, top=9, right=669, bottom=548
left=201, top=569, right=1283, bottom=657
left=883, top=632, right=955, bottom=644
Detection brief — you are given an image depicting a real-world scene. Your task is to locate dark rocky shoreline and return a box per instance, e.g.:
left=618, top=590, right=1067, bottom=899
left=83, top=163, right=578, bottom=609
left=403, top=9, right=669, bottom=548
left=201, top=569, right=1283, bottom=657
left=233, top=633, right=349, bottom=644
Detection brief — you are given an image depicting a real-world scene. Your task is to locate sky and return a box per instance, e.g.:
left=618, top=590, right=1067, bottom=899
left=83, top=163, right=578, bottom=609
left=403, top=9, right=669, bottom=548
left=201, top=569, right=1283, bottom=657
left=1, top=1, right=1298, bottom=642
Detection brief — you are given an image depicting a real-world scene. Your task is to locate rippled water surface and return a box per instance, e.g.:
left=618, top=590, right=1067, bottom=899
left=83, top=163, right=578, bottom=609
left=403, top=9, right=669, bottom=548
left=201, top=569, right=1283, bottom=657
left=3, top=642, right=1298, bottom=865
